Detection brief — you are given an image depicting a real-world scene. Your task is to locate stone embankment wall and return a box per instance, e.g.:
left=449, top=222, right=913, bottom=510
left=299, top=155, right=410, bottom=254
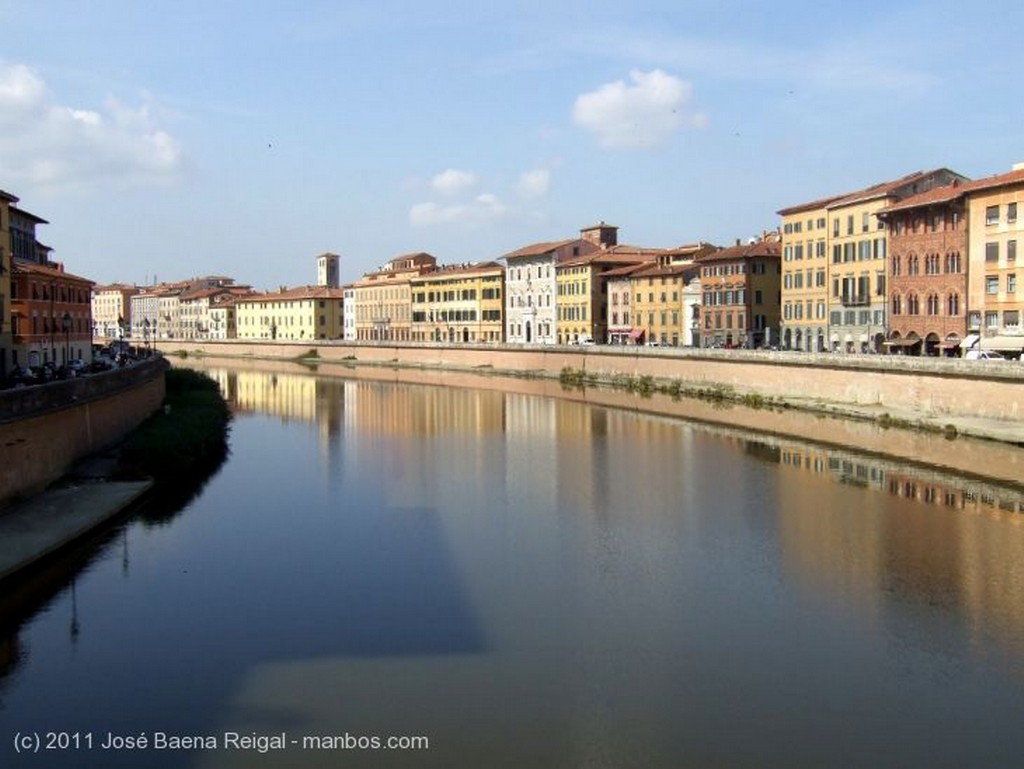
left=0, top=359, right=167, bottom=506
left=166, top=340, right=1024, bottom=430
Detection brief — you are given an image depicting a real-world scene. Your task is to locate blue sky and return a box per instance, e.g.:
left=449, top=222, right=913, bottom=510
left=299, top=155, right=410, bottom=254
left=1, top=0, right=1020, bottom=290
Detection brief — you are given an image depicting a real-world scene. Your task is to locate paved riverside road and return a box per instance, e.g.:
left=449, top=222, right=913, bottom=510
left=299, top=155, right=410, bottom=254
left=0, top=481, right=152, bottom=581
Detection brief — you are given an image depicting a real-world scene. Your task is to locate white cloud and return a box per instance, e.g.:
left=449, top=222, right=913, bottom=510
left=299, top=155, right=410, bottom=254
left=573, top=69, right=704, bottom=150
left=0, top=62, right=184, bottom=189
left=516, top=169, right=550, bottom=199
left=409, top=192, right=509, bottom=227
left=431, top=168, right=477, bottom=196
left=411, top=166, right=551, bottom=227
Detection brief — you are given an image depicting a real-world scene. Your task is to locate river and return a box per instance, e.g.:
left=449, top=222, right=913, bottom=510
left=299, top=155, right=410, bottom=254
left=1, top=362, right=1023, bottom=768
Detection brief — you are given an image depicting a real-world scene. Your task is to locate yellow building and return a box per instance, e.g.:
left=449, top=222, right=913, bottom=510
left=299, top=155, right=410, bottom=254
left=91, top=283, right=139, bottom=339
left=777, top=195, right=842, bottom=352
left=352, top=252, right=436, bottom=341
left=410, top=261, right=504, bottom=343
left=965, top=165, right=1024, bottom=354
left=779, top=169, right=966, bottom=353
left=629, top=256, right=701, bottom=347
left=555, top=252, right=649, bottom=344
left=235, top=286, right=345, bottom=340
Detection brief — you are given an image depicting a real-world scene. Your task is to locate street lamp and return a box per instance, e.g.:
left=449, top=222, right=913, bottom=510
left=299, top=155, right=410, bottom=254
left=62, top=312, right=71, bottom=366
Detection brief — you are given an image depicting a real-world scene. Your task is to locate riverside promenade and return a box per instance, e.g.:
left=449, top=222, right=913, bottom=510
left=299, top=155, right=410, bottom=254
left=0, top=479, right=151, bottom=582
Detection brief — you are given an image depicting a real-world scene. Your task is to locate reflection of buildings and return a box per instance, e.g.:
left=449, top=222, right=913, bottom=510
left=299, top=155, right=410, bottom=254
left=767, top=437, right=1024, bottom=661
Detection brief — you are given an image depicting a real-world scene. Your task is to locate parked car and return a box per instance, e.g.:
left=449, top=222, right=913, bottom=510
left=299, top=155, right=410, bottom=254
left=68, top=359, right=87, bottom=374
left=964, top=349, right=1005, bottom=361
left=8, top=366, right=36, bottom=387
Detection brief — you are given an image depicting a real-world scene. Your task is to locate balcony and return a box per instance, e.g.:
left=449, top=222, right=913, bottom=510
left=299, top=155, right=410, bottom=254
left=840, top=294, right=870, bottom=307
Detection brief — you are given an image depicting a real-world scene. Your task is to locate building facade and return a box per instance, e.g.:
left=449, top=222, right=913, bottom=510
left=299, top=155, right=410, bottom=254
left=0, top=191, right=15, bottom=375
left=129, top=290, right=161, bottom=344
left=91, top=284, right=138, bottom=340
left=629, top=260, right=700, bottom=347
left=555, top=252, right=649, bottom=344
left=877, top=183, right=969, bottom=355
left=10, top=261, right=93, bottom=367
left=965, top=166, right=1024, bottom=356
left=779, top=169, right=967, bottom=353
left=504, top=239, right=600, bottom=344
left=410, top=262, right=504, bottom=343
left=342, top=285, right=356, bottom=341
left=236, top=286, right=345, bottom=340
left=317, top=252, right=341, bottom=288
left=778, top=195, right=842, bottom=352
left=605, top=264, right=647, bottom=344
left=352, top=253, right=437, bottom=341
left=697, top=237, right=782, bottom=349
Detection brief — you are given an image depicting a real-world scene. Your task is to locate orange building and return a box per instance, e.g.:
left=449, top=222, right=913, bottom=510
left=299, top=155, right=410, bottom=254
left=696, top=237, right=782, bottom=349
left=10, top=261, right=94, bottom=368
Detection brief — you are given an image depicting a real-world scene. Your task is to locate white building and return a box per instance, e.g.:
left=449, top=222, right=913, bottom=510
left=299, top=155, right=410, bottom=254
left=91, top=283, right=138, bottom=339
left=503, top=239, right=598, bottom=344
left=342, top=285, right=356, bottom=341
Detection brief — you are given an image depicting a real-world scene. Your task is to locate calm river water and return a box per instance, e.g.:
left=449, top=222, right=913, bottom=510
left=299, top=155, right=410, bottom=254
left=2, top=363, right=1024, bottom=768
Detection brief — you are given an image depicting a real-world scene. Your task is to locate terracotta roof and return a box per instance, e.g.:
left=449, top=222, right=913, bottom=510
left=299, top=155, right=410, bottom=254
left=777, top=169, right=964, bottom=215
left=695, top=240, right=781, bottom=263
left=777, top=191, right=855, bottom=216
left=602, top=263, right=652, bottom=279
left=12, top=260, right=94, bottom=285
left=180, top=286, right=232, bottom=301
left=629, top=262, right=701, bottom=279
left=558, top=252, right=649, bottom=269
left=827, top=168, right=965, bottom=209
left=238, top=285, right=346, bottom=303
left=962, top=167, right=1024, bottom=195
left=502, top=239, right=579, bottom=259
left=876, top=181, right=967, bottom=216
left=411, top=261, right=503, bottom=280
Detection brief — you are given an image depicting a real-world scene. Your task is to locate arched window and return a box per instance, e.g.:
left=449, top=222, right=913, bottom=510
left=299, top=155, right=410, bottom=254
left=927, top=293, right=940, bottom=315
left=947, top=293, right=960, bottom=316
left=907, top=293, right=919, bottom=315
left=892, top=255, right=902, bottom=276
left=892, top=294, right=902, bottom=315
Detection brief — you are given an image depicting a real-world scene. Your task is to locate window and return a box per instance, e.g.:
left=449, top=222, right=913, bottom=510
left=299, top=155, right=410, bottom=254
left=833, top=218, right=839, bottom=237
left=1009, top=274, right=1017, bottom=293
left=986, top=205, right=999, bottom=225
left=862, top=212, right=870, bottom=232
left=947, top=293, right=960, bottom=316
left=985, top=311, right=998, bottom=328
left=986, top=275, right=999, bottom=294
left=986, top=242, right=999, bottom=262
left=1009, top=202, right=1018, bottom=223
left=1006, top=310, right=1020, bottom=328
left=1009, top=240, right=1017, bottom=262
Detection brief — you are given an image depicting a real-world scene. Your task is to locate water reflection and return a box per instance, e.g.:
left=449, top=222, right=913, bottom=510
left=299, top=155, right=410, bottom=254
left=197, top=361, right=1024, bottom=671
left=1, top=360, right=1023, bottom=768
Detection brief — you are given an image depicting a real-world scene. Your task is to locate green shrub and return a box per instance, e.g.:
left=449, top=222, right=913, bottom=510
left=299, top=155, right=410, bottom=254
left=117, top=368, right=231, bottom=483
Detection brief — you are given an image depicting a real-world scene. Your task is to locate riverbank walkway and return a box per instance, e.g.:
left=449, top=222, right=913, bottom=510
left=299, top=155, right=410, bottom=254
left=0, top=479, right=151, bottom=582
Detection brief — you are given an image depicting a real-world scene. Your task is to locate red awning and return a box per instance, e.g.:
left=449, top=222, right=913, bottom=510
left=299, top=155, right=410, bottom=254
left=629, top=328, right=644, bottom=340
